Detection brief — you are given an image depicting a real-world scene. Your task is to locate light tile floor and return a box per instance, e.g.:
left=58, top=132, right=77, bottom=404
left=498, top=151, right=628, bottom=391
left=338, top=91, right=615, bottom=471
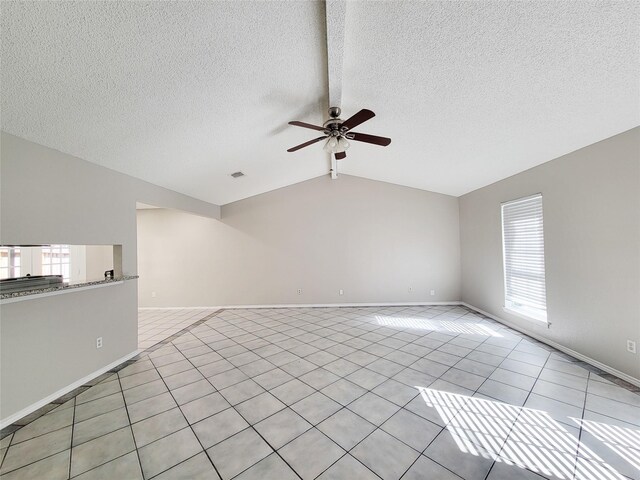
left=138, top=308, right=219, bottom=349
left=1, top=305, right=639, bottom=480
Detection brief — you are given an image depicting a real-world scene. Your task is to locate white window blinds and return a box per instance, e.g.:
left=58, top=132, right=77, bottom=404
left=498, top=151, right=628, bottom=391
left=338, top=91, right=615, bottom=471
left=501, top=194, right=547, bottom=322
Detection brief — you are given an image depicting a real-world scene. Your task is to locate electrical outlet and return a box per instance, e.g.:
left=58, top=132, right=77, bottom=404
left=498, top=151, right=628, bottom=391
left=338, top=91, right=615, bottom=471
left=297, top=288, right=302, bottom=295
left=408, top=287, right=413, bottom=293
left=151, top=291, right=156, bottom=298
left=430, top=290, right=436, bottom=296
left=339, top=289, right=344, bottom=295
left=96, top=337, right=103, bottom=349
left=627, top=340, right=637, bottom=354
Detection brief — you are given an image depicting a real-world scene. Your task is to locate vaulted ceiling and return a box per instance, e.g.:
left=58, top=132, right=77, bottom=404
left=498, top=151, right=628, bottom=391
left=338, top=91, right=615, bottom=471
left=2, top=1, right=638, bottom=205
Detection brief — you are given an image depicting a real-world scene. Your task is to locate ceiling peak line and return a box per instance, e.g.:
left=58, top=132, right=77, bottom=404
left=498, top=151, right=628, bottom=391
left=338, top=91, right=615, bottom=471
left=325, top=0, right=346, bottom=110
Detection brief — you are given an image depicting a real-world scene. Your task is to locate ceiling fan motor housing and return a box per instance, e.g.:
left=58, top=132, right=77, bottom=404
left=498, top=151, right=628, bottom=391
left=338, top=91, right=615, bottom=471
left=323, top=119, right=342, bottom=133
left=323, top=107, right=344, bottom=134
left=286, top=107, right=390, bottom=154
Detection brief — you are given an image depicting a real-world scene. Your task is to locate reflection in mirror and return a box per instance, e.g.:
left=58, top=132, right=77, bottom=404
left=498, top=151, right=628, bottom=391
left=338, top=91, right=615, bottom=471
left=0, top=245, right=116, bottom=292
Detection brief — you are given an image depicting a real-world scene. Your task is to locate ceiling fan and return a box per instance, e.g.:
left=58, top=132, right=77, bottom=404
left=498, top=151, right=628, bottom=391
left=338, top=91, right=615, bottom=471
left=287, top=107, right=391, bottom=160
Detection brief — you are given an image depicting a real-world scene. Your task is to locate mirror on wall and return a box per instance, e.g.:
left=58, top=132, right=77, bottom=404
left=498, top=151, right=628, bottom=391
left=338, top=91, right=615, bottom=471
left=0, top=245, right=118, bottom=290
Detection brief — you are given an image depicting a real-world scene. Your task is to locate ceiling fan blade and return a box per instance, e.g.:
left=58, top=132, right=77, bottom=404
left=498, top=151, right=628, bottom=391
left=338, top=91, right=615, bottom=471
left=349, top=132, right=391, bottom=147
left=287, top=136, right=327, bottom=152
left=288, top=121, right=326, bottom=132
left=335, top=151, right=347, bottom=160
left=340, top=109, right=375, bottom=131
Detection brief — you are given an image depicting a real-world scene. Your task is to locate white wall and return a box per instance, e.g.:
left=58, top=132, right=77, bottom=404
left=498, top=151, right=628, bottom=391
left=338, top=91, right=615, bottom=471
left=0, top=132, right=220, bottom=421
left=459, top=127, right=640, bottom=382
left=137, top=174, right=461, bottom=307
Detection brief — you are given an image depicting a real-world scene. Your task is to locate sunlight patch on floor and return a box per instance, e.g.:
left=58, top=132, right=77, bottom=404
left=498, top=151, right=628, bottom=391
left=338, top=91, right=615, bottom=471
left=573, top=418, right=640, bottom=471
left=376, top=316, right=503, bottom=337
left=418, top=387, right=626, bottom=480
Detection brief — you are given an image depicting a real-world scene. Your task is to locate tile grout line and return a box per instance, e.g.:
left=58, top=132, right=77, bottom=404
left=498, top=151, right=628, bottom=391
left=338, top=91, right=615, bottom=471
left=482, top=347, right=556, bottom=480
left=138, top=309, right=223, bottom=352
left=175, top=311, right=323, bottom=480
left=67, top=397, right=77, bottom=479
left=172, top=307, right=436, bottom=479
left=397, top=326, right=532, bottom=480
left=147, top=379, right=221, bottom=479
left=573, top=370, right=591, bottom=480
left=75, top=373, right=203, bottom=478
left=148, top=318, right=227, bottom=480
left=36, top=379, right=145, bottom=479
left=0, top=429, right=14, bottom=470
left=223, top=308, right=488, bottom=478
left=305, top=379, right=431, bottom=480
left=135, top=310, right=229, bottom=479
left=115, top=371, right=146, bottom=480
left=0, top=440, right=7, bottom=470
left=0, top=403, right=80, bottom=477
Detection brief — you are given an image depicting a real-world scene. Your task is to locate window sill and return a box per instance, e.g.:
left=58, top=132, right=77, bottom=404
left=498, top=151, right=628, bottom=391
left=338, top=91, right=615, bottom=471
left=503, top=306, right=548, bottom=325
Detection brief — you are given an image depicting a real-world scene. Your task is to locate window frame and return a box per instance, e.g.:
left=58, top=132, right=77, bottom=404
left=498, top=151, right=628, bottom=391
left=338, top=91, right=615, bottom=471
left=41, top=244, right=71, bottom=282
left=501, top=193, right=548, bottom=324
left=0, top=247, right=21, bottom=279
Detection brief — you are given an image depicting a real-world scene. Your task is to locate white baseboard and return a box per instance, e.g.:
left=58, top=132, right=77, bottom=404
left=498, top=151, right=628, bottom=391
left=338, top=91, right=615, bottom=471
left=1, top=349, right=141, bottom=429
left=462, top=302, right=640, bottom=388
left=139, top=301, right=464, bottom=310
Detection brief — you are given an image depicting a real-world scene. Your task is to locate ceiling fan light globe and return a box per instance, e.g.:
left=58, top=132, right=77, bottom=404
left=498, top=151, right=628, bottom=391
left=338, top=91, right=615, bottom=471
left=324, top=138, right=338, bottom=153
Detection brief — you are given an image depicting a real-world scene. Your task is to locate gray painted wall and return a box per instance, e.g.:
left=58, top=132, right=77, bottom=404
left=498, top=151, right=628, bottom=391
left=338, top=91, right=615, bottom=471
left=459, top=127, right=640, bottom=381
left=1, top=285, right=137, bottom=419
left=0, top=132, right=220, bottom=420
left=137, top=174, right=461, bottom=307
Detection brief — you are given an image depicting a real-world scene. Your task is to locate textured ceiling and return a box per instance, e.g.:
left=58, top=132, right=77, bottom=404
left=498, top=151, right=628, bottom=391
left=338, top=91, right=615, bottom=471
left=2, top=1, right=638, bottom=205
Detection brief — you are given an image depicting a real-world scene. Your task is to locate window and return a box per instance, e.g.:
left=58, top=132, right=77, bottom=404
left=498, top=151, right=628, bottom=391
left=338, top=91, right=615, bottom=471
left=42, top=244, right=70, bottom=282
left=0, top=247, right=21, bottom=279
left=502, top=194, right=547, bottom=322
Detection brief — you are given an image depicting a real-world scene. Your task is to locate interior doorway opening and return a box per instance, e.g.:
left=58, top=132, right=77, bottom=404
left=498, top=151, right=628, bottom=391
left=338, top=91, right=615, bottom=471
left=135, top=202, right=217, bottom=350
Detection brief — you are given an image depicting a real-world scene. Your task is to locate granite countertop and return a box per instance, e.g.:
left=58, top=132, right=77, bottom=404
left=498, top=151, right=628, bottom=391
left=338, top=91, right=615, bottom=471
left=0, top=275, right=139, bottom=300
